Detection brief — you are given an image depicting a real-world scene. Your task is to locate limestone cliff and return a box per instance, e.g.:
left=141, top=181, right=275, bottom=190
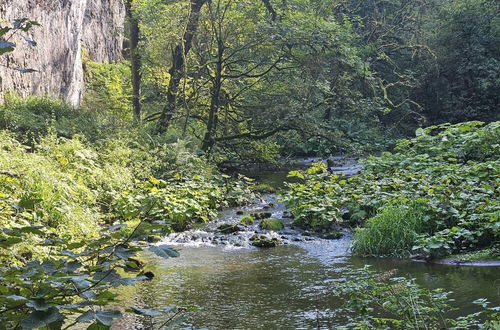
left=0, top=0, right=125, bottom=106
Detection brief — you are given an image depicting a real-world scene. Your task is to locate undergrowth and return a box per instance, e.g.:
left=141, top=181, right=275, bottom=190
left=282, top=121, right=500, bottom=258
left=0, top=96, right=254, bottom=328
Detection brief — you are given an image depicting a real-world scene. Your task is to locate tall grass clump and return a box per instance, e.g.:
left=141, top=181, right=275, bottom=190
left=352, top=202, right=428, bottom=257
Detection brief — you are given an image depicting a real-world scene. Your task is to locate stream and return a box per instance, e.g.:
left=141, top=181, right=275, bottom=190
left=114, top=158, right=500, bottom=329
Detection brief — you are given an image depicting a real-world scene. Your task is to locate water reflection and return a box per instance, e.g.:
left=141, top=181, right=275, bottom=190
left=115, top=244, right=499, bottom=329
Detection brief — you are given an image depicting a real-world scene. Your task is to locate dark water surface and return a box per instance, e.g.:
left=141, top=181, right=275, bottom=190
left=114, top=160, right=499, bottom=329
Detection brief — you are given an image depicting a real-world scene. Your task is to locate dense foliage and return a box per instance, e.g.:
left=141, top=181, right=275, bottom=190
left=0, top=98, right=253, bottom=328
left=1, top=0, right=499, bottom=327
left=282, top=121, right=500, bottom=258
left=105, top=0, right=499, bottom=159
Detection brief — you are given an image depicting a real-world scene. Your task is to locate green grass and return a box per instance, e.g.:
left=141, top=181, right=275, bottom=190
left=352, top=203, right=427, bottom=257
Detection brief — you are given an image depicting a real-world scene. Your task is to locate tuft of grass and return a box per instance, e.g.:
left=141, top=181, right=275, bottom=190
left=240, top=215, right=255, bottom=225
left=352, top=203, right=427, bottom=257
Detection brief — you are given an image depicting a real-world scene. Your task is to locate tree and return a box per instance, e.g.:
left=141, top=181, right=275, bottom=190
left=416, top=0, right=500, bottom=123
left=125, top=0, right=142, bottom=121
left=156, top=0, right=208, bottom=133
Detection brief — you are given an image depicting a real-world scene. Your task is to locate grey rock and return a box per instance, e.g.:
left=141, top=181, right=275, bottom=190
left=0, top=0, right=125, bottom=105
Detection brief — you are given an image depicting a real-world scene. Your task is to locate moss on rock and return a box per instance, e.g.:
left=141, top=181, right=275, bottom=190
left=250, top=234, right=280, bottom=248
left=240, top=215, right=255, bottom=226
left=218, top=224, right=241, bottom=234
left=260, top=218, right=284, bottom=231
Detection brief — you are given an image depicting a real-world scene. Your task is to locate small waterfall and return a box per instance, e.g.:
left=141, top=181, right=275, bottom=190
left=158, top=193, right=351, bottom=254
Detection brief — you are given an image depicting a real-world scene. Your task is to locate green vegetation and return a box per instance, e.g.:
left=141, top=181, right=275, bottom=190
left=1, top=0, right=499, bottom=327
left=0, top=97, right=253, bottom=328
left=250, top=234, right=281, bottom=248
left=283, top=121, right=500, bottom=258
left=249, top=183, right=277, bottom=194
left=240, top=215, right=256, bottom=226
left=352, top=203, right=428, bottom=257
left=337, top=266, right=499, bottom=329
left=259, top=218, right=285, bottom=231
left=449, top=248, right=500, bottom=262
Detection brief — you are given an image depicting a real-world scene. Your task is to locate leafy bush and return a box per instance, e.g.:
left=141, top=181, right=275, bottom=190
left=113, top=175, right=253, bottom=232
left=0, top=207, right=181, bottom=329
left=83, top=58, right=132, bottom=119
left=0, top=96, right=255, bottom=327
left=282, top=121, right=500, bottom=258
left=0, top=132, right=102, bottom=239
left=281, top=163, right=344, bottom=230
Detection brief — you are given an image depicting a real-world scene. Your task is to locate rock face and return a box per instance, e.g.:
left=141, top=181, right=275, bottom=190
left=0, top=0, right=125, bottom=106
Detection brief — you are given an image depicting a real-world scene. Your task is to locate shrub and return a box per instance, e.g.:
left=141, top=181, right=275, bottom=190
left=113, top=175, right=253, bottom=232
left=0, top=131, right=101, bottom=240
left=0, top=96, right=255, bottom=328
left=352, top=203, right=429, bottom=257
left=83, top=59, right=132, bottom=119
left=0, top=94, right=132, bottom=144
left=281, top=162, right=344, bottom=230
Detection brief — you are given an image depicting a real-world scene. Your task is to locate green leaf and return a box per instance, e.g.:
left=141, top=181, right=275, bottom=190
left=4, top=295, right=27, bottom=302
left=87, top=322, right=110, bottom=330
left=63, top=261, right=82, bottom=273
left=18, top=226, right=44, bottom=234
left=14, top=67, right=37, bottom=73
left=0, top=236, right=23, bottom=248
left=149, top=245, right=180, bottom=259
left=22, top=36, right=37, bottom=46
left=0, top=27, right=10, bottom=37
left=20, top=307, right=63, bottom=329
left=76, top=310, right=122, bottom=326
left=415, top=128, right=425, bottom=137
left=114, top=246, right=134, bottom=260
left=128, top=307, right=162, bottom=316
left=0, top=41, right=15, bottom=55
left=287, top=170, right=305, bottom=179
left=26, top=299, right=51, bottom=311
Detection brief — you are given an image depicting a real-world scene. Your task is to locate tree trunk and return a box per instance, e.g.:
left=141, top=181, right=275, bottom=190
left=125, top=0, right=142, bottom=121
left=157, top=0, right=207, bottom=134
left=202, top=39, right=224, bottom=152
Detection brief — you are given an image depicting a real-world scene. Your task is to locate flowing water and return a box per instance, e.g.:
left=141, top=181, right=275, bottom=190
left=114, top=158, right=500, bottom=329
